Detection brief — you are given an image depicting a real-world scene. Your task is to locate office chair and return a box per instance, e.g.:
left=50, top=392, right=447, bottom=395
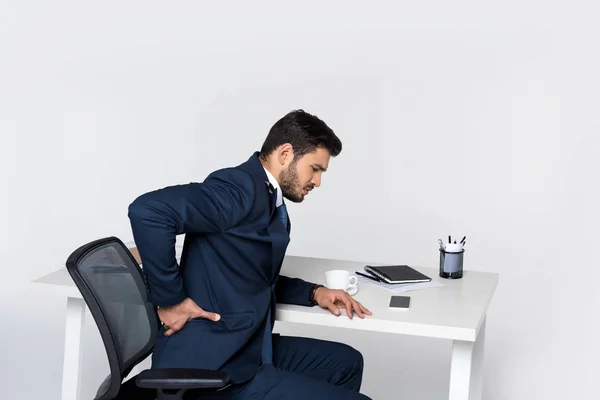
left=65, top=236, right=230, bottom=400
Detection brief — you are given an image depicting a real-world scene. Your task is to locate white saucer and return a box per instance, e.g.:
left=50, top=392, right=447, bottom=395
left=345, top=286, right=358, bottom=296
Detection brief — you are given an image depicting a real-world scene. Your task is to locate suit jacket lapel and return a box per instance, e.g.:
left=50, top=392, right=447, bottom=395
left=237, top=152, right=290, bottom=281
left=265, top=181, right=277, bottom=218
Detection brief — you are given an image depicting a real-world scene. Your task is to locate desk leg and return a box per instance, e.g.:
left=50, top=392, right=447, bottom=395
left=62, top=297, right=86, bottom=400
left=449, top=317, right=486, bottom=400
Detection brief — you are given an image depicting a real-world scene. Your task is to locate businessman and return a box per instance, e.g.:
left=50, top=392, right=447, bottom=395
left=128, top=110, right=372, bottom=399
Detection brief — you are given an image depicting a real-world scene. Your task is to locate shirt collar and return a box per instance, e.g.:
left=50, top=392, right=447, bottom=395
left=263, top=167, right=283, bottom=207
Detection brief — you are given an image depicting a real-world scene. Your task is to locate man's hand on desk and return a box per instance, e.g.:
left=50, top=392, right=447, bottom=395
left=314, top=287, right=372, bottom=319
left=158, top=297, right=221, bottom=336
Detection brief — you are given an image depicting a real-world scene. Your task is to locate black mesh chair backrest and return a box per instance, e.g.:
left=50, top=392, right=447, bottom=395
left=66, top=236, right=160, bottom=400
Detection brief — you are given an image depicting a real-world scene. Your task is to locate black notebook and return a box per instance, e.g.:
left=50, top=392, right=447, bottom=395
left=363, top=265, right=431, bottom=284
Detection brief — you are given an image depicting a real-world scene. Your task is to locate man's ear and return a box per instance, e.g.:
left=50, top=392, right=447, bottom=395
left=277, top=143, right=294, bottom=166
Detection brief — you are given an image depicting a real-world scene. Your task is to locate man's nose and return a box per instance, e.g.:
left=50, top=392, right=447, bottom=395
left=312, top=174, right=321, bottom=188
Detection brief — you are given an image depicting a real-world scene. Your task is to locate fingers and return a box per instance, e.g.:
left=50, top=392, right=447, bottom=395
left=188, top=300, right=221, bottom=321
left=161, top=313, right=221, bottom=337
left=199, top=310, right=221, bottom=321
left=328, top=292, right=355, bottom=319
left=341, top=294, right=363, bottom=319
left=344, top=296, right=354, bottom=319
left=163, top=320, right=185, bottom=336
left=164, top=326, right=175, bottom=336
left=332, top=291, right=372, bottom=319
left=359, top=302, right=372, bottom=316
left=325, top=300, right=340, bottom=316
left=350, top=298, right=364, bottom=319
left=349, top=298, right=373, bottom=318
left=191, top=306, right=220, bottom=321
left=350, top=300, right=373, bottom=318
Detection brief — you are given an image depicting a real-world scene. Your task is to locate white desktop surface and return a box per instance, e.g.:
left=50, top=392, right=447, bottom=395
left=276, top=256, right=496, bottom=342
left=31, top=254, right=498, bottom=400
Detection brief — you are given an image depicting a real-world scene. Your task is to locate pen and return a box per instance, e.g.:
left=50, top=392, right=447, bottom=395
left=448, top=235, right=451, bottom=244
left=460, top=236, right=466, bottom=244
left=356, top=271, right=383, bottom=283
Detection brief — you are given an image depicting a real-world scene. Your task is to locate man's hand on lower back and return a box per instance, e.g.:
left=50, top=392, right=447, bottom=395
left=158, top=297, right=221, bottom=336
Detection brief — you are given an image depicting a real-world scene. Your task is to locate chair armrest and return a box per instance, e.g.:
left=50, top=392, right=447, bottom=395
left=136, top=368, right=230, bottom=390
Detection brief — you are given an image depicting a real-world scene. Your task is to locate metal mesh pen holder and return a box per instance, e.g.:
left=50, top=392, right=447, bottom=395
left=439, top=248, right=464, bottom=279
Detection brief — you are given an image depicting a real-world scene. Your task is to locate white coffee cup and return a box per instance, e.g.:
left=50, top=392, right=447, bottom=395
left=325, top=270, right=358, bottom=293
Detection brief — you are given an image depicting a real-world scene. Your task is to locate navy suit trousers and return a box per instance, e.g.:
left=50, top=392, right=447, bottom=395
left=185, top=335, right=372, bottom=400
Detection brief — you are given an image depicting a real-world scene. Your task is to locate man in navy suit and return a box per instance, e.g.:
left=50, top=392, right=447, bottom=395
left=128, top=110, right=373, bottom=399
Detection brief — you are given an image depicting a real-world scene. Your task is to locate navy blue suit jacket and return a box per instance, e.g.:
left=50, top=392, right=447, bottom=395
left=128, top=152, right=316, bottom=384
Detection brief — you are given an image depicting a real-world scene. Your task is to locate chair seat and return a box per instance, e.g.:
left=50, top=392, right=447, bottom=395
left=136, top=368, right=231, bottom=390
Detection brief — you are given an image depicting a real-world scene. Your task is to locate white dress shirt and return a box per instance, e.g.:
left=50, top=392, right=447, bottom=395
left=263, top=167, right=283, bottom=207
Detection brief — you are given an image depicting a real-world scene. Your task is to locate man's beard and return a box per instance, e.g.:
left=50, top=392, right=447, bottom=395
left=279, top=162, right=305, bottom=203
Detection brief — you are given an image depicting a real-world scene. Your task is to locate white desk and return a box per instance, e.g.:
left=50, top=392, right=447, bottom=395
left=31, top=255, right=497, bottom=400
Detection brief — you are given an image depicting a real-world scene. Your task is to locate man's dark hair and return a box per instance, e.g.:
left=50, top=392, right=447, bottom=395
left=259, top=109, right=342, bottom=161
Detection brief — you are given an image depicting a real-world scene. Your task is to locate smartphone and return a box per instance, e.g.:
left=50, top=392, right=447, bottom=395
left=389, top=295, right=411, bottom=310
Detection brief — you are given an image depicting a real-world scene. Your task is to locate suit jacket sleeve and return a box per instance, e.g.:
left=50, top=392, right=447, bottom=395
left=128, top=168, right=255, bottom=307
left=275, top=275, right=316, bottom=306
